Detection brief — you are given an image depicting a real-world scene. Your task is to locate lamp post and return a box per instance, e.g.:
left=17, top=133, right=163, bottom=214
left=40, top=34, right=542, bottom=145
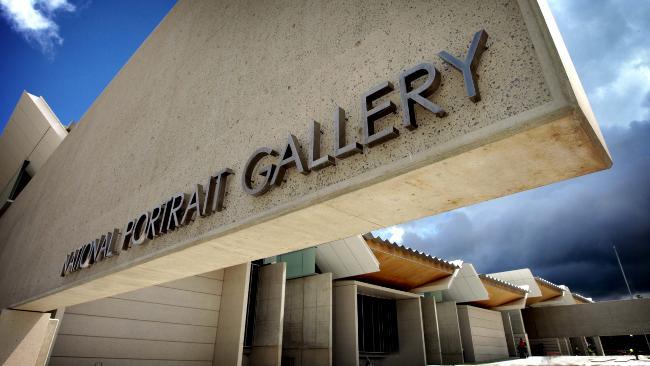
left=613, top=245, right=650, bottom=354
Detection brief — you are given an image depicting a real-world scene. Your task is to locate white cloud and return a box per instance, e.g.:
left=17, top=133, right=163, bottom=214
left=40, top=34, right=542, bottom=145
left=590, top=53, right=650, bottom=126
left=374, top=227, right=405, bottom=244
left=0, top=0, right=75, bottom=56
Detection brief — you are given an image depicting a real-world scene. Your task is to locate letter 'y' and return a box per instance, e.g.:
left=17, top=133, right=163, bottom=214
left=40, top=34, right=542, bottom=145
left=438, top=30, right=489, bottom=102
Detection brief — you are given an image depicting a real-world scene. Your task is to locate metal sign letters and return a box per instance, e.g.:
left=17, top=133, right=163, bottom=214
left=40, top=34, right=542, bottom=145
left=61, top=30, right=488, bottom=277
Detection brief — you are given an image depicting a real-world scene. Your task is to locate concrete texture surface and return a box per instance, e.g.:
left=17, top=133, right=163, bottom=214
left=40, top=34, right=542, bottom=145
left=332, top=282, right=358, bottom=366
left=0, top=309, right=53, bottom=366
left=457, top=305, right=509, bottom=363
left=283, top=273, right=332, bottom=366
left=0, top=0, right=611, bottom=312
left=250, top=262, right=287, bottom=366
left=422, top=297, right=443, bottom=365
left=523, top=299, right=650, bottom=338
left=436, top=301, right=464, bottom=365
left=383, top=298, right=427, bottom=366
left=213, top=263, right=250, bottom=366
left=49, top=269, right=224, bottom=365
left=501, top=312, right=517, bottom=357
left=0, top=92, right=66, bottom=203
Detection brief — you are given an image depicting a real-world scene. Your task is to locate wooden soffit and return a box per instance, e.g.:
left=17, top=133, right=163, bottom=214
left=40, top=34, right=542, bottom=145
left=351, top=234, right=458, bottom=291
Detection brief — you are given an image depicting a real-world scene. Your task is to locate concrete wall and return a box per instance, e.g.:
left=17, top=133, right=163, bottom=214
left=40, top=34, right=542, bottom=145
left=501, top=312, right=516, bottom=357
left=249, top=262, right=287, bottom=366
left=0, top=309, right=55, bottom=366
left=421, top=298, right=442, bottom=365
left=49, top=269, right=224, bottom=366
left=0, top=92, right=66, bottom=203
left=0, top=0, right=610, bottom=313
left=283, top=273, right=332, bottom=366
left=214, top=263, right=250, bottom=366
left=523, top=299, right=650, bottom=338
left=457, top=305, right=509, bottom=363
left=333, top=282, right=358, bottom=366
left=436, top=301, right=464, bottom=364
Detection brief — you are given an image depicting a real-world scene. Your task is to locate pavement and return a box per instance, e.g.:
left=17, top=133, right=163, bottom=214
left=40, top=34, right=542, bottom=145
left=466, top=356, right=650, bottom=365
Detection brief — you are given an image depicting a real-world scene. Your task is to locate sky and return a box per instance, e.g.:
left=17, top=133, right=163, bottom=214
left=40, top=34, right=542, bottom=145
left=1, top=1, right=649, bottom=300
left=0, top=0, right=176, bottom=128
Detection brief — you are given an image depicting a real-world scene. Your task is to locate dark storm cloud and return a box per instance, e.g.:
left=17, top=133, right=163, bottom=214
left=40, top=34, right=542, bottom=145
left=550, top=0, right=650, bottom=92
left=375, top=121, right=650, bottom=300
left=550, top=0, right=650, bottom=128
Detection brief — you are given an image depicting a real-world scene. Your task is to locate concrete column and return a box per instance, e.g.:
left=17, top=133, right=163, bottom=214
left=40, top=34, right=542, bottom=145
left=250, top=262, right=287, bottom=366
left=384, top=298, right=427, bottom=366
left=333, top=282, right=358, bottom=366
left=507, top=309, right=531, bottom=356
left=213, top=262, right=251, bottom=366
left=0, top=309, right=56, bottom=366
left=421, top=298, right=442, bottom=365
left=436, top=301, right=463, bottom=364
left=500, top=311, right=516, bottom=357
left=457, top=305, right=509, bottom=363
left=558, top=337, right=571, bottom=356
left=591, top=336, right=605, bottom=356
left=570, top=336, right=588, bottom=355
left=41, top=308, right=64, bottom=366
left=283, top=273, right=333, bottom=366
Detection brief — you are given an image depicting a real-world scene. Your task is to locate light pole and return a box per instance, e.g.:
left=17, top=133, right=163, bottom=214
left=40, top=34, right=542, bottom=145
left=613, top=245, right=650, bottom=354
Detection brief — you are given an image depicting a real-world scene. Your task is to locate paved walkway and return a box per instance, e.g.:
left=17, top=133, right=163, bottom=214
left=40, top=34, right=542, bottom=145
left=471, top=356, right=650, bottom=365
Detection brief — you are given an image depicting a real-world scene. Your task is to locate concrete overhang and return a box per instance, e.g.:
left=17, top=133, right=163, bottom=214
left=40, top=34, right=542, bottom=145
left=315, top=235, right=379, bottom=280
left=487, top=268, right=542, bottom=298
left=0, top=0, right=612, bottom=312
left=0, top=92, right=67, bottom=207
left=473, top=274, right=529, bottom=309
left=335, top=280, right=421, bottom=300
left=441, top=263, right=490, bottom=303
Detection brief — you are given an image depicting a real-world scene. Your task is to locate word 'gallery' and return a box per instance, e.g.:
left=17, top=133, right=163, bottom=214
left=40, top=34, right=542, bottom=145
left=0, top=1, right=623, bottom=366
left=60, top=30, right=489, bottom=277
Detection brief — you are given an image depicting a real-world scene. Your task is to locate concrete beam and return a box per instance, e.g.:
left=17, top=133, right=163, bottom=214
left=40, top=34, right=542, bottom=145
left=0, top=309, right=55, bottom=366
left=1, top=0, right=610, bottom=312
left=523, top=299, right=650, bottom=338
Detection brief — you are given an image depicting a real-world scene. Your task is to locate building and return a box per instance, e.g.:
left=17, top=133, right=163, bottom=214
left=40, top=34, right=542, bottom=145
left=21, top=232, right=648, bottom=365
left=4, top=0, right=648, bottom=365
left=0, top=92, right=67, bottom=217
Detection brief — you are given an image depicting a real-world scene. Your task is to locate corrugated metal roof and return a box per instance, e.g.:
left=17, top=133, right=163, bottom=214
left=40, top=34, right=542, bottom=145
left=363, top=233, right=459, bottom=272
left=479, top=273, right=529, bottom=294
left=572, top=292, right=594, bottom=303
left=534, top=276, right=565, bottom=293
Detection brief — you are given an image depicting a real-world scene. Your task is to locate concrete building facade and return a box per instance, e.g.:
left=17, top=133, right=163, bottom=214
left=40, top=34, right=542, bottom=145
left=4, top=0, right=646, bottom=365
